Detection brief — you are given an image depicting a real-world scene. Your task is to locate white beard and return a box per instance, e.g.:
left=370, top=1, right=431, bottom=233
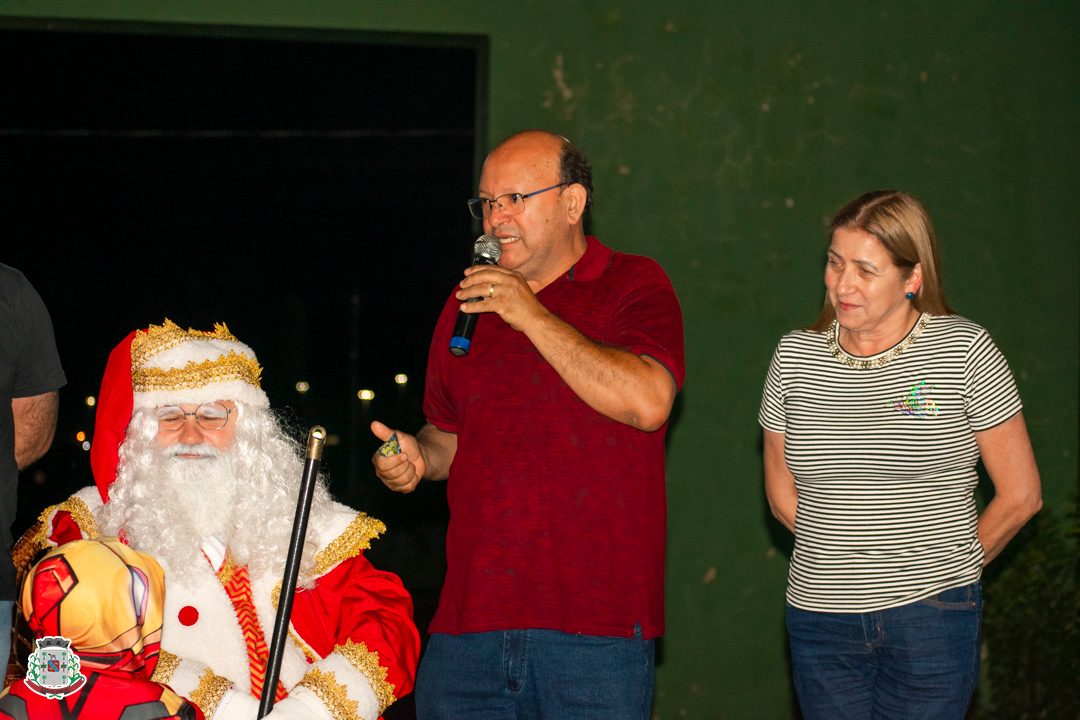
left=99, top=405, right=336, bottom=587
left=160, top=445, right=238, bottom=540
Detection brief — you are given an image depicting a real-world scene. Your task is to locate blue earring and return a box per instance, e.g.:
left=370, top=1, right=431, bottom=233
left=905, top=292, right=915, bottom=300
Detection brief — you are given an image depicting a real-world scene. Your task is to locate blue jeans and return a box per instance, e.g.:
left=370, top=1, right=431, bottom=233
left=415, top=627, right=655, bottom=720
left=786, top=583, right=982, bottom=720
left=0, top=600, right=11, bottom=682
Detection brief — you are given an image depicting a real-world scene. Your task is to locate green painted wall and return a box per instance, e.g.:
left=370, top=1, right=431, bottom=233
left=3, top=2, right=1075, bottom=717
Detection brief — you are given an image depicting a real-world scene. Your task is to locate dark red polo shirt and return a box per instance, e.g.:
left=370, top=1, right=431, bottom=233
left=424, top=236, right=685, bottom=639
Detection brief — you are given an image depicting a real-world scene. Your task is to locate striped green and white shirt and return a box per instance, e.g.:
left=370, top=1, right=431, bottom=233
left=759, top=313, right=1021, bottom=612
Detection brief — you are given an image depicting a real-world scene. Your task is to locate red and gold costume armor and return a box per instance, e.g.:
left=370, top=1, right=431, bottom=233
left=0, top=537, right=203, bottom=720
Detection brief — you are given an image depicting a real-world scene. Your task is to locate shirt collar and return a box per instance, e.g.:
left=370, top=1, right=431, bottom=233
left=562, top=235, right=611, bottom=282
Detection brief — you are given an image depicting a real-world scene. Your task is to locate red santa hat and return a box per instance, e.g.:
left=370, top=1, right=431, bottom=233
left=89, top=319, right=267, bottom=502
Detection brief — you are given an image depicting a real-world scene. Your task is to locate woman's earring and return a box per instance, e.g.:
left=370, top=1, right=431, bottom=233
left=905, top=292, right=915, bottom=300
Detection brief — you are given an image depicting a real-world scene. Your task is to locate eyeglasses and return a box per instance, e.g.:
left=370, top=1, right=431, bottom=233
left=154, top=402, right=234, bottom=431
left=467, top=182, right=569, bottom=220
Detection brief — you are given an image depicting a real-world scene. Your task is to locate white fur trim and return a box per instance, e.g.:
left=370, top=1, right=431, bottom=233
left=132, top=333, right=268, bottom=409
left=308, top=502, right=366, bottom=565
left=161, top=656, right=212, bottom=699
left=147, top=337, right=258, bottom=372
left=133, top=379, right=268, bottom=410
left=74, top=485, right=104, bottom=512
left=160, top=559, right=253, bottom=685
left=43, top=486, right=104, bottom=546
left=318, top=652, right=380, bottom=720
left=249, top=571, right=311, bottom=690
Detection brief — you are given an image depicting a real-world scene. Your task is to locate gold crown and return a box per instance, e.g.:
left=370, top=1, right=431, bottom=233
left=130, top=319, right=263, bottom=393
left=130, top=319, right=238, bottom=369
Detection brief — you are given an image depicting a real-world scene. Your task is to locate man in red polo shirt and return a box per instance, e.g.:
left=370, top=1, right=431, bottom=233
left=372, top=130, right=685, bottom=718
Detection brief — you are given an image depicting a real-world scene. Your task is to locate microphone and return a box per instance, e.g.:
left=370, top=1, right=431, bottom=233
left=449, top=235, right=502, bottom=357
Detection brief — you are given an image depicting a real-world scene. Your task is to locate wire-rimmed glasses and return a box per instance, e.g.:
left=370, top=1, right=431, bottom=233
left=467, top=182, right=569, bottom=220
left=154, top=402, right=234, bottom=431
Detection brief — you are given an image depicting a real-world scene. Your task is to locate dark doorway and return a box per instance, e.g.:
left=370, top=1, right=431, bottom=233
left=2, top=18, right=485, bottom=717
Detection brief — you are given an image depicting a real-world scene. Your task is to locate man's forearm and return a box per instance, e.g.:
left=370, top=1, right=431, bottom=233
left=417, top=423, right=458, bottom=481
left=523, top=310, right=676, bottom=432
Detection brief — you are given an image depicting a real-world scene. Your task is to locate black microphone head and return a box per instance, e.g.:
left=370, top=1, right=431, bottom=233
left=473, top=235, right=502, bottom=264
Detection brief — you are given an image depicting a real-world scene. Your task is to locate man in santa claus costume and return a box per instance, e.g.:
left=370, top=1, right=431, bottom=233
left=14, top=319, right=419, bottom=719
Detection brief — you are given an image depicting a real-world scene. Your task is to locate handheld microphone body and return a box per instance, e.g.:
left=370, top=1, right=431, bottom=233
left=449, top=235, right=502, bottom=357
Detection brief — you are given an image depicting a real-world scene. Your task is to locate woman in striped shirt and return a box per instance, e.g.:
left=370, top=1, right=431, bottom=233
left=759, top=190, right=1042, bottom=720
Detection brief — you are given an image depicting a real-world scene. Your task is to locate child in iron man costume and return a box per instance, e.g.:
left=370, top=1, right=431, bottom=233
left=0, top=537, right=202, bottom=719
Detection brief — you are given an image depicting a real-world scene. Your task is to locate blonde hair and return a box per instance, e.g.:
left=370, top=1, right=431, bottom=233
left=811, top=190, right=954, bottom=331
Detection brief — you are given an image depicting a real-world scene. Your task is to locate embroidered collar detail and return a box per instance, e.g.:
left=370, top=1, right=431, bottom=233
left=827, top=313, right=930, bottom=370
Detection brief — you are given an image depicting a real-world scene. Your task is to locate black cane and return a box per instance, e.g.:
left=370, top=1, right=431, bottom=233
left=258, top=425, right=326, bottom=718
